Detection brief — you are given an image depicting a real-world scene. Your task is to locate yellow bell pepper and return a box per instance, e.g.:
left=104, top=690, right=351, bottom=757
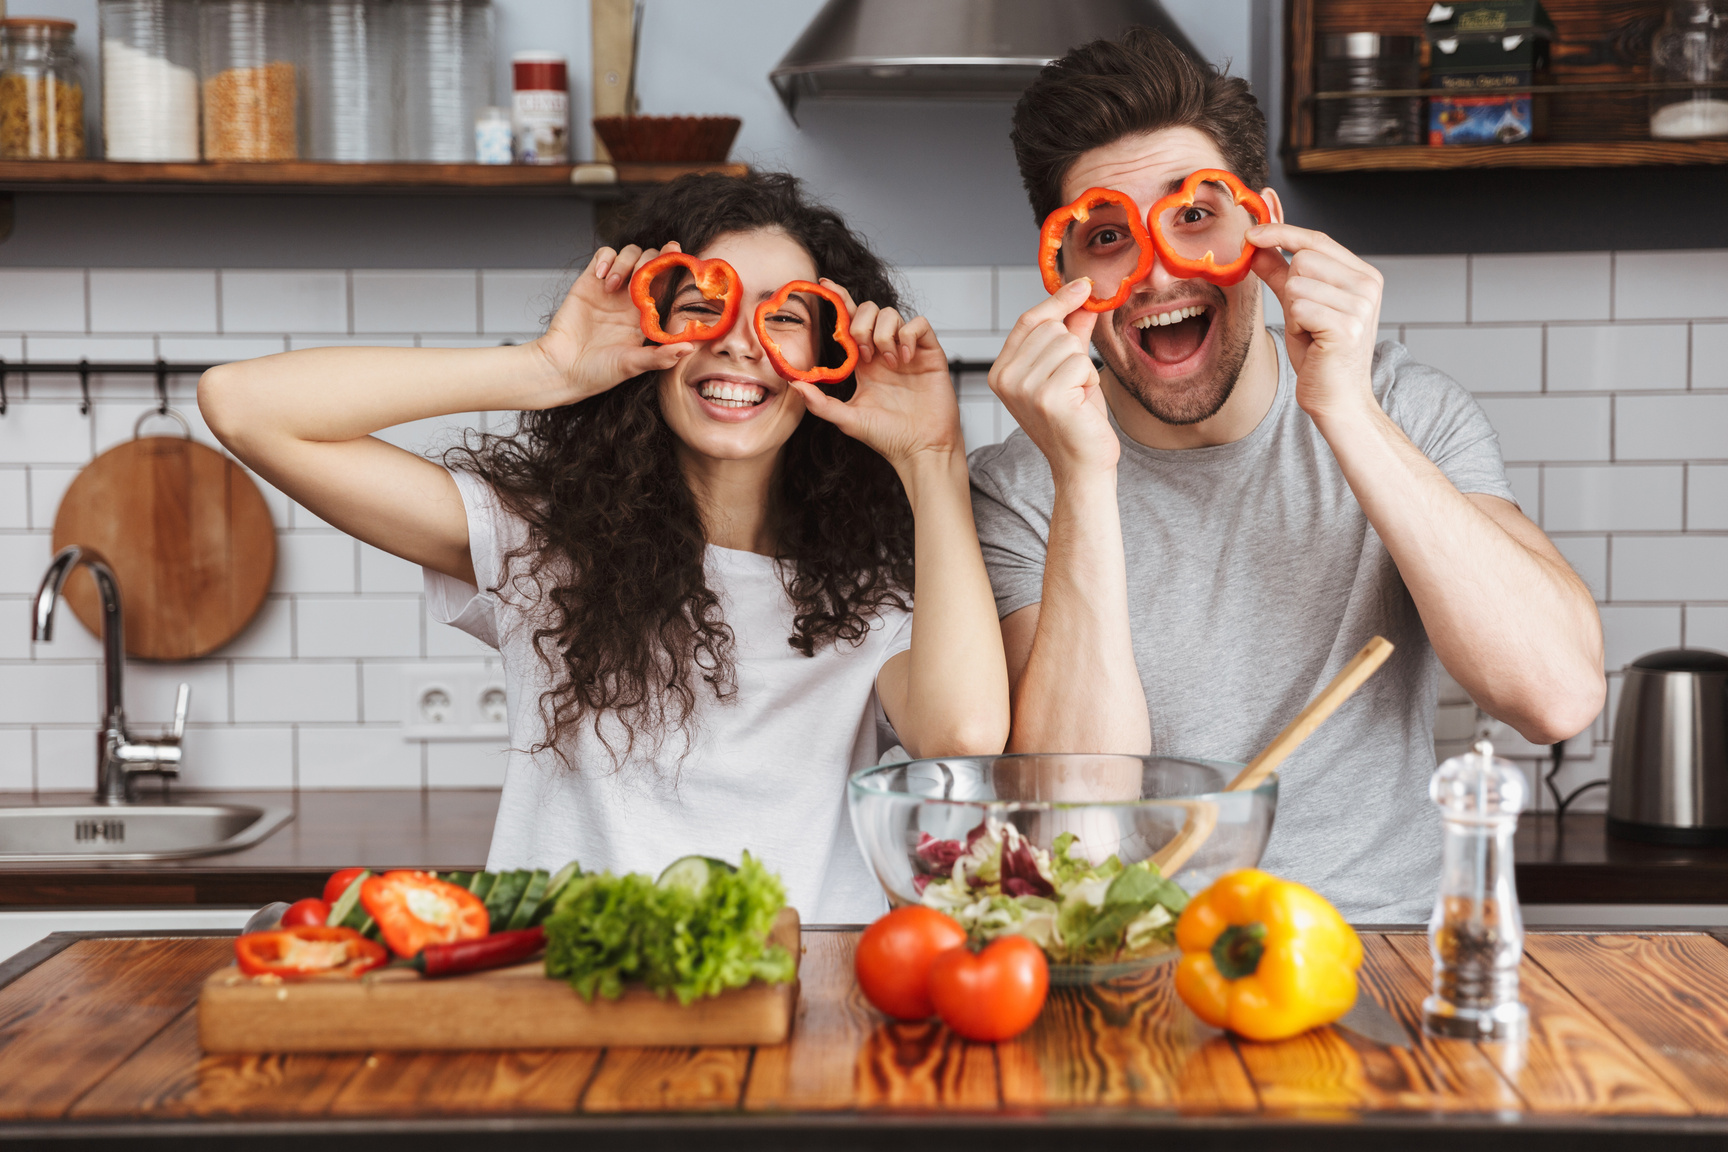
left=1173, top=869, right=1362, bottom=1042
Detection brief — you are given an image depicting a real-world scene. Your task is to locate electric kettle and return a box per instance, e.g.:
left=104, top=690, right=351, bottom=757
left=1607, top=648, right=1728, bottom=844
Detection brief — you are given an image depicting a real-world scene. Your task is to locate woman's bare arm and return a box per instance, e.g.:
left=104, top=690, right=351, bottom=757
left=199, top=245, right=693, bottom=584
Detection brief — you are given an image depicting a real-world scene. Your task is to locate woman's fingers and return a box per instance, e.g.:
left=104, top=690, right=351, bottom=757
left=616, top=341, right=692, bottom=379
left=899, top=314, right=938, bottom=359
left=872, top=307, right=904, bottom=363
left=603, top=245, right=645, bottom=292
left=590, top=246, right=619, bottom=282
left=788, top=379, right=850, bottom=428
left=850, top=300, right=881, bottom=362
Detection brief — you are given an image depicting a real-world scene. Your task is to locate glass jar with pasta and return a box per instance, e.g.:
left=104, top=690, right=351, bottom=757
left=0, top=18, right=87, bottom=160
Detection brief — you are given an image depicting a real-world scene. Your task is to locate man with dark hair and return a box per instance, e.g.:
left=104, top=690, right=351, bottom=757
left=970, top=27, right=1603, bottom=920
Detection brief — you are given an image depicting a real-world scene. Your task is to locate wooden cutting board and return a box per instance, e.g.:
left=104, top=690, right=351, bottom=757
left=52, top=430, right=276, bottom=660
left=197, top=908, right=801, bottom=1053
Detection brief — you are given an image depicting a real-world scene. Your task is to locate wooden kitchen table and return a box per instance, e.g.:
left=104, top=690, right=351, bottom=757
left=4, top=927, right=1728, bottom=1151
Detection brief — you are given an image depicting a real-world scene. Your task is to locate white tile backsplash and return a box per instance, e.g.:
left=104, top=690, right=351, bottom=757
left=0, top=270, right=86, bottom=333
left=1475, top=395, right=1611, bottom=462
left=1614, top=250, right=1728, bottom=320
left=1470, top=253, right=1612, bottom=322
left=1690, top=464, right=1728, bottom=530
left=1372, top=255, right=1469, bottom=324
left=1616, top=394, right=1728, bottom=461
left=297, top=596, right=422, bottom=659
left=1611, top=535, right=1728, bottom=601
left=352, top=270, right=479, bottom=334
left=901, top=267, right=993, bottom=332
left=1599, top=604, right=1683, bottom=671
left=480, top=269, right=567, bottom=335
left=1400, top=326, right=1541, bottom=393
left=0, top=254, right=1714, bottom=794
left=221, top=270, right=350, bottom=334
left=299, top=725, right=421, bottom=789
left=1546, top=324, right=1688, bottom=392
left=994, top=266, right=1048, bottom=330
left=233, top=662, right=359, bottom=724
left=1543, top=465, right=1684, bottom=532
left=89, top=270, right=218, bottom=334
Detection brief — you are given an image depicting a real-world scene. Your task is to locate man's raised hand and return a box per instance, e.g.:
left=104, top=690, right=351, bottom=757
left=988, top=278, right=1117, bottom=481
left=1249, top=224, right=1384, bottom=427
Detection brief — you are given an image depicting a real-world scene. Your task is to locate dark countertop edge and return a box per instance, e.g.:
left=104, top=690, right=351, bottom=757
left=6, top=1110, right=1728, bottom=1151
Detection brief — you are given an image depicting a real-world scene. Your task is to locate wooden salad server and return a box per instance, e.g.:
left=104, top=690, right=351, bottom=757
left=1151, top=635, right=1396, bottom=877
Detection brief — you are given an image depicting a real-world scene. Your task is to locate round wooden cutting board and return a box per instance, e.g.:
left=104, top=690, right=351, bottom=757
left=52, top=430, right=277, bottom=661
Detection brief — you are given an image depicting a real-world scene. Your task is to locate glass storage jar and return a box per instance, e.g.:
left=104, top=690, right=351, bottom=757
left=1315, top=32, right=1421, bottom=147
left=301, top=0, right=394, bottom=161
left=1650, top=0, right=1728, bottom=139
left=99, top=0, right=199, bottom=162
left=397, top=0, right=494, bottom=162
left=200, top=0, right=299, bottom=161
left=0, top=18, right=86, bottom=159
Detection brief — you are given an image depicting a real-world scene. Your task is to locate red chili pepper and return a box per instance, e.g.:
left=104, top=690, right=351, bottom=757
left=410, top=926, right=546, bottom=978
left=1038, top=187, right=1156, bottom=313
left=753, top=280, right=860, bottom=385
left=1147, top=169, right=1271, bottom=287
left=360, top=870, right=491, bottom=959
left=629, top=252, right=743, bottom=344
left=234, top=925, right=387, bottom=980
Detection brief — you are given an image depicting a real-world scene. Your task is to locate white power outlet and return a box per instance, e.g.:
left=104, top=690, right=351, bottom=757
left=402, top=663, right=510, bottom=742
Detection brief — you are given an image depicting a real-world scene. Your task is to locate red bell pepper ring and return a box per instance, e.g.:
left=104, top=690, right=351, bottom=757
left=1038, top=187, right=1157, bottom=313
left=753, top=280, right=860, bottom=385
left=360, top=870, right=491, bottom=959
left=629, top=251, right=743, bottom=344
left=1147, top=169, right=1272, bottom=287
left=234, top=924, right=387, bottom=980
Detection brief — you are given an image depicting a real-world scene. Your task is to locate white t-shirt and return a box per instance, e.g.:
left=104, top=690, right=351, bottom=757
left=423, top=469, right=910, bottom=924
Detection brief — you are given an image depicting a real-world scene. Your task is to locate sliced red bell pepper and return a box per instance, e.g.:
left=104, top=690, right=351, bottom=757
left=629, top=252, right=743, bottom=344
left=234, top=925, right=386, bottom=980
left=1147, top=169, right=1271, bottom=287
left=753, top=280, right=860, bottom=385
left=360, top=870, right=491, bottom=959
left=1038, top=187, right=1156, bottom=313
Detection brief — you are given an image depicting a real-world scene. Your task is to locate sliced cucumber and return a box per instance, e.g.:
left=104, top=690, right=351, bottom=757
left=441, top=871, right=472, bottom=889
left=530, top=860, right=581, bottom=926
left=656, top=855, right=736, bottom=895
left=507, top=869, right=551, bottom=931
left=468, top=871, right=497, bottom=901
left=483, top=869, right=529, bottom=929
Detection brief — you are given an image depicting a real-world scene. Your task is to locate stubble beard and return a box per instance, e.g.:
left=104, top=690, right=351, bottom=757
left=1096, top=291, right=1259, bottom=427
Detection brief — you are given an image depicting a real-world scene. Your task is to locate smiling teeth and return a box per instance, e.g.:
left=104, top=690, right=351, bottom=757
left=1132, top=306, right=1206, bottom=329
left=699, top=380, right=765, bottom=407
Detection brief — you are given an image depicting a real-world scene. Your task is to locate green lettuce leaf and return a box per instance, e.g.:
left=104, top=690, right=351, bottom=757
left=542, top=852, right=796, bottom=1005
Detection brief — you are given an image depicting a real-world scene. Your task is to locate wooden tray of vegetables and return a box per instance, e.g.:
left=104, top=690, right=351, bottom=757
left=198, top=856, right=802, bottom=1054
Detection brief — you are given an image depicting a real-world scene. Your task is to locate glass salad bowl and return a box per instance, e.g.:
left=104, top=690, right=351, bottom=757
left=848, top=754, right=1278, bottom=985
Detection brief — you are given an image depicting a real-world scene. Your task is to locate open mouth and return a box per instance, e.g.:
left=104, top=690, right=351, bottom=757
left=696, top=379, right=767, bottom=409
left=1130, top=303, right=1214, bottom=368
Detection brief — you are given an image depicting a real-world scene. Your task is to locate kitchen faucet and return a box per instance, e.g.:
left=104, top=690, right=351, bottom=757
left=33, top=545, right=190, bottom=805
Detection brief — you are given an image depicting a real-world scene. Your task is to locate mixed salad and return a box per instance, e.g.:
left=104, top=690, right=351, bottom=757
left=915, top=822, right=1189, bottom=965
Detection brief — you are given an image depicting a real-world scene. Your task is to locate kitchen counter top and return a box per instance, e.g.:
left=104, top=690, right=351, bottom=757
left=1515, top=813, right=1728, bottom=904
left=0, top=790, right=496, bottom=907
left=4, top=925, right=1728, bottom=1150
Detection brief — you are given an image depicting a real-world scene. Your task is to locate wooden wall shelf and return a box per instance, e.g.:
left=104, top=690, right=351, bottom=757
left=1292, top=139, right=1728, bottom=172
left=1284, top=0, right=1727, bottom=174
left=0, top=160, right=748, bottom=196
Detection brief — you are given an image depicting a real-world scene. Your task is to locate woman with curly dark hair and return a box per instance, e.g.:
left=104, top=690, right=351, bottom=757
left=200, top=172, right=1009, bottom=921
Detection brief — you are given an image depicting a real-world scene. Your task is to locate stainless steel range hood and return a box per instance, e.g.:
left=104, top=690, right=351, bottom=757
left=770, top=0, right=1202, bottom=120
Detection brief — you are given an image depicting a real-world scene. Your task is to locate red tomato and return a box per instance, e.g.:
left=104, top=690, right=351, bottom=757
left=928, top=935, right=1049, bottom=1042
left=279, top=897, right=331, bottom=928
left=323, top=867, right=367, bottom=906
left=854, top=906, right=968, bottom=1020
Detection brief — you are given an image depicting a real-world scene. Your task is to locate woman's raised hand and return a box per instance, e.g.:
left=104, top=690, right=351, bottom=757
left=530, top=243, right=695, bottom=405
left=790, top=281, right=964, bottom=470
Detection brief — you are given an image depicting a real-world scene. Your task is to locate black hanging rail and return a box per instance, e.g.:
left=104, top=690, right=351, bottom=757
left=0, top=358, right=216, bottom=417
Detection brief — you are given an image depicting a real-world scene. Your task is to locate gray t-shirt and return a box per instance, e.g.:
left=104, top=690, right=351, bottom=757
left=969, top=333, right=1517, bottom=923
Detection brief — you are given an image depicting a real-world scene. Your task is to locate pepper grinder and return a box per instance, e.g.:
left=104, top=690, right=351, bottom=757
left=1423, top=737, right=1529, bottom=1040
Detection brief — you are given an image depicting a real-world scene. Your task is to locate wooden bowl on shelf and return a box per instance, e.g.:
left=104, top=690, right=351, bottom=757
left=592, top=115, right=741, bottom=163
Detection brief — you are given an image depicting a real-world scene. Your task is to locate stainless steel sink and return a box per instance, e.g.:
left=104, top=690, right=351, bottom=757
left=0, top=803, right=294, bottom=861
